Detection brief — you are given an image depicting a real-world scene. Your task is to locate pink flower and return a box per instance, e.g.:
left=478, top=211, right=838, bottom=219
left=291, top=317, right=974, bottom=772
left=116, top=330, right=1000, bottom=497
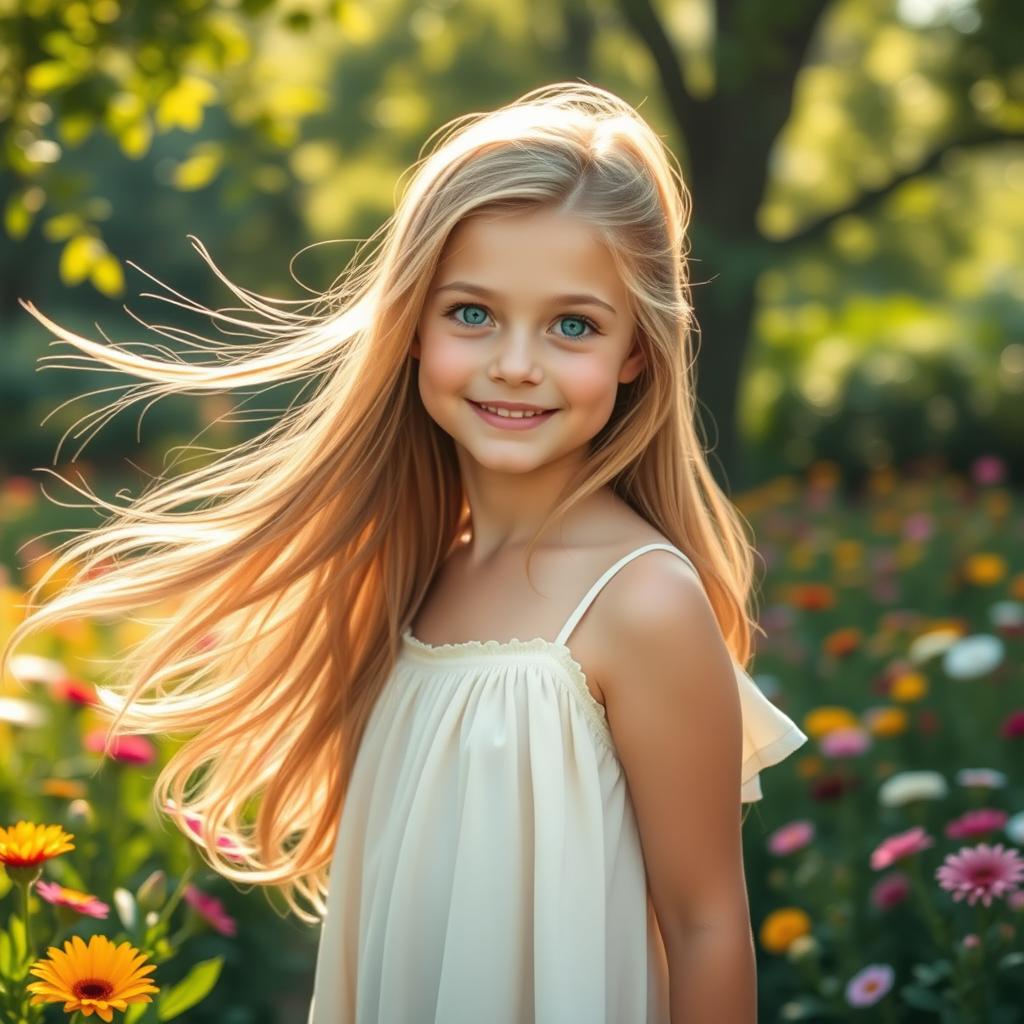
left=945, top=808, right=1009, bottom=840
left=1008, top=890, right=1024, bottom=912
left=820, top=726, right=871, bottom=759
left=184, top=883, right=237, bottom=937
left=845, top=963, right=895, bottom=1007
left=971, top=455, right=1005, bottom=486
left=870, top=827, right=935, bottom=870
left=935, top=843, right=1024, bottom=907
left=83, top=729, right=156, bottom=765
left=962, top=933, right=981, bottom=949
left=869, top=871, right=910, bottom=910
left=767, top=819, right=815, bottom=856
left=35, top=880, right=109, bottom=919
left=163, top=799, right=249, bottom=861
left=1000, top=710, right=1024, bottom=739
left=52, top=676, right=96, bottom=706
left=903, top=513, right=934, bottom=542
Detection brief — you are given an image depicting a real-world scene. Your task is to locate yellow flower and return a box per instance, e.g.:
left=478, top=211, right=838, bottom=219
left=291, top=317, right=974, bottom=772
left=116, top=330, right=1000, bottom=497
left=890, top=672, right=928, bottom=703
left=865, top=706, right=909, bottom=737
left=803, top=706, right=859, bottom=739
left=759, top=907, right=812, bottom=954
left=0, top=821, right=75, bottom=868
left=832, top=540, right=864, bottom=571
left=27, top=933, right=159, bottom=1022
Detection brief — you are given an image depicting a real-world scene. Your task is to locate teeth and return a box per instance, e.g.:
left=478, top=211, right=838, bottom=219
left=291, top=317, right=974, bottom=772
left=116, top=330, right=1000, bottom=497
left=479, top=404, right=547, bottom=419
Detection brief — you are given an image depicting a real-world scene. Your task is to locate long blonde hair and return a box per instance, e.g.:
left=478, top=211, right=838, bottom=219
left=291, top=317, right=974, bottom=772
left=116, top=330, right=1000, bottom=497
left=3, top=82, right=761, bottom=923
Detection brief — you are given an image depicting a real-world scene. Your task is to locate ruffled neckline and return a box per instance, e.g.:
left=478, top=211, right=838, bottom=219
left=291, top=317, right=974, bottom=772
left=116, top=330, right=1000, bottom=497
left=402, top=627, right=563, bottom=658
left=399, top=628, right=613, bottom=752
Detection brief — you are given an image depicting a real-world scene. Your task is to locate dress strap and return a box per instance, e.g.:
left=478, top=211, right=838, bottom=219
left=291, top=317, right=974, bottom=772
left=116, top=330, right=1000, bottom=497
left=554, top=542, right=699, bottom=648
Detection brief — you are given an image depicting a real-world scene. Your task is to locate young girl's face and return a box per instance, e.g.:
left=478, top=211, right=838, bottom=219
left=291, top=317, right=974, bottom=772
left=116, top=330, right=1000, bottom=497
left=412, top=207, right=644, bottom=475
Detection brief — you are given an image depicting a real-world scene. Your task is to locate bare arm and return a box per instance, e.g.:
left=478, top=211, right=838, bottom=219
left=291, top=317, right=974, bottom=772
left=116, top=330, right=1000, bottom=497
left=599, top=555, right=756, bottom=1024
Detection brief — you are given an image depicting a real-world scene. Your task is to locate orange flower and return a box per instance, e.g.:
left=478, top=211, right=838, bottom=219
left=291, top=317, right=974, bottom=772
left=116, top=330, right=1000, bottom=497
left=865, top=706, right=909, bottom=738
left=759, top=907, right=812, bottom=954
left=824, top=627, right=862, bottom=657
left=27, top=933, right=158, bottom=1022
left=790, top=583, right=836, bottom=611
left=889, top=672, right=928, bottom=703
left=963, top=553, right=1006, bottom=586
left=39, top=778, right=88, bottom=800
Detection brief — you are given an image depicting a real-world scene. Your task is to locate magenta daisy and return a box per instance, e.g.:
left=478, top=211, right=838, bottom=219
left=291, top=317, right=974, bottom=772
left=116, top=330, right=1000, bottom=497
left=935, top=843, right=1024, bottom=908
left=945, top=808, right=1008, bottom=840
left=184, top=883, right=237, bottom=937
left=870, top=826, right=934, bottom=870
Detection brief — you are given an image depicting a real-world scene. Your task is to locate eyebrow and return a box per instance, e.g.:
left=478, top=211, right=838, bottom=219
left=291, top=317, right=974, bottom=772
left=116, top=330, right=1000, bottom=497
left=433, top=281, right=617, bottom=316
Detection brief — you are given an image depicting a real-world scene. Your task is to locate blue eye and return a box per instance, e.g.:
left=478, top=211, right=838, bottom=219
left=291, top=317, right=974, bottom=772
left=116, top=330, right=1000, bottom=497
left=441, top=302, right=600, bottom=340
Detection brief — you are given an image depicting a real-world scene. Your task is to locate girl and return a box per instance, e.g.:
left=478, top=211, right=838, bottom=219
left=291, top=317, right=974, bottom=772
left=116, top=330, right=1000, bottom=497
left=6, top=83, right=807, bottom=1022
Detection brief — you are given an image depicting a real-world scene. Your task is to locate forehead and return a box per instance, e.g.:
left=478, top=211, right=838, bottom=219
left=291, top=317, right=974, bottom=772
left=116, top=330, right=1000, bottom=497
left=433, top=208, right=626, bottom=303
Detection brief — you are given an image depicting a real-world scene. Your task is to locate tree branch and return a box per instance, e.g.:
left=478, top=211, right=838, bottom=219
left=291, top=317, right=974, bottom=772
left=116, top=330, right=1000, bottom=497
left=775, top=127, right=1024, bottom=250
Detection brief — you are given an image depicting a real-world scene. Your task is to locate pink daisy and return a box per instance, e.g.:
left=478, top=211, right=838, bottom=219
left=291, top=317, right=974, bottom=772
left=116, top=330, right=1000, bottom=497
left=84, top=729, right=156, bottom=765
left=869, top=871, right=910, bottom=910
left=870, top=826, right=934, bottom=870
left=935, top=843, right=1024, bottom=908
left=945, top=808, right=1008, bottom=840
left=767, top=819, right=815, bottom=856
left=845, top=963, right=895, bottom=1007
left=35, top=880, right=109, bottom=920
left=820, top=727, right=871, bottom=759
left=184, top=883, right=237, bottom=937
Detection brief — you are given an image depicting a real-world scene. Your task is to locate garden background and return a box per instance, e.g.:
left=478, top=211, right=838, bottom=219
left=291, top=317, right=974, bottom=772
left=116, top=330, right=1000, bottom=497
left=1, top=0, right=1023, bottom=1020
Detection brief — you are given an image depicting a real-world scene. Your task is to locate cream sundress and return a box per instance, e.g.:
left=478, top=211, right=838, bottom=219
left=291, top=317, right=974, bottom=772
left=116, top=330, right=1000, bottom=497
left=307, top=542, right=808, bottom=1024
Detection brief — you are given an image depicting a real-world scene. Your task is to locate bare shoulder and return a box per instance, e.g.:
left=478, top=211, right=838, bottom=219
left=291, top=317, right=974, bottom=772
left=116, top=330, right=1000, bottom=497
left=590, top=537, right=749, bottom=942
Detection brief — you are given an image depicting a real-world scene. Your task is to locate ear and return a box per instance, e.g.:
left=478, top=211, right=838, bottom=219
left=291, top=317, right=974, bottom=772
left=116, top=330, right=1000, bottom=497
left=618, top=334, right=646, bottom=385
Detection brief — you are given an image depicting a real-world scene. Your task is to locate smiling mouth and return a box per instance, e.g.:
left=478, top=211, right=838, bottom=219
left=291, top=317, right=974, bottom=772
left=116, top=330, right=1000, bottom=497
left=468, top=400, right=558, bottom=417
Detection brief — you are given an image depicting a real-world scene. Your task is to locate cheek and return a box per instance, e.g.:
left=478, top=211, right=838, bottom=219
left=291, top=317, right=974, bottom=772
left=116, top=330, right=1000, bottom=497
left=417, top=331, right=474, bottom=396
left=562, top=359, right=619, bottom=415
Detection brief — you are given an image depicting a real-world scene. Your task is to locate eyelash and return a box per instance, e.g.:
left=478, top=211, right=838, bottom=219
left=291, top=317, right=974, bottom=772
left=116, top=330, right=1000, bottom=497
left=440, top=302, right=601, bottom=340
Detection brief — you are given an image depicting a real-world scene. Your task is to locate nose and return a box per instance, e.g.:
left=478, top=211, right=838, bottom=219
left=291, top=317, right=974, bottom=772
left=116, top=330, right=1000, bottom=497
left=489, top=329, right=544, bottom=384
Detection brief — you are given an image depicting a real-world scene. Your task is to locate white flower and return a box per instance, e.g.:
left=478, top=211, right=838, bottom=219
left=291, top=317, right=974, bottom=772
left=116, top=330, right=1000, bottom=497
left=1006, top=811, right=1024, bottom=846
left=908, top=628, right=961, bottom=664
left=786, top=935, right=820, bottom=962
left=9, top=653, right=67, bottom=686
left=878, top=769, right=948, bottom=807
left=942, top=634, right=1004, bottom=679
left=956, top=768, right=1007, bottom=789
left=990, top=600, right=1024, bottom=629
left=0, top=696, right=48, bottom=728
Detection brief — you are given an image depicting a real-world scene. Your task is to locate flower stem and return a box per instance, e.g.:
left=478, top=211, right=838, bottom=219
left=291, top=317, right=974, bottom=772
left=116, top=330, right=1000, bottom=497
left=18, top=879, right=34, bottom=970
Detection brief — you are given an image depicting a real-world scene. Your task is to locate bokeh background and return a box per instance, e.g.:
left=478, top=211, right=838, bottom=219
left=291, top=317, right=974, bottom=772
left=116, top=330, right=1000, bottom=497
left=2, top=0, right=1023, bottom=1021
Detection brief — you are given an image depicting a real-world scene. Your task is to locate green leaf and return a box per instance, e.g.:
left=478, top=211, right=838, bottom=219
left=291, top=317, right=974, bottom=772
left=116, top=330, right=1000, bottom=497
left=0, top=926, right=11, bottom=975
left=156, top=955, right=223, bottom=1020
left=900, top=983, right=946, bottom=1010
